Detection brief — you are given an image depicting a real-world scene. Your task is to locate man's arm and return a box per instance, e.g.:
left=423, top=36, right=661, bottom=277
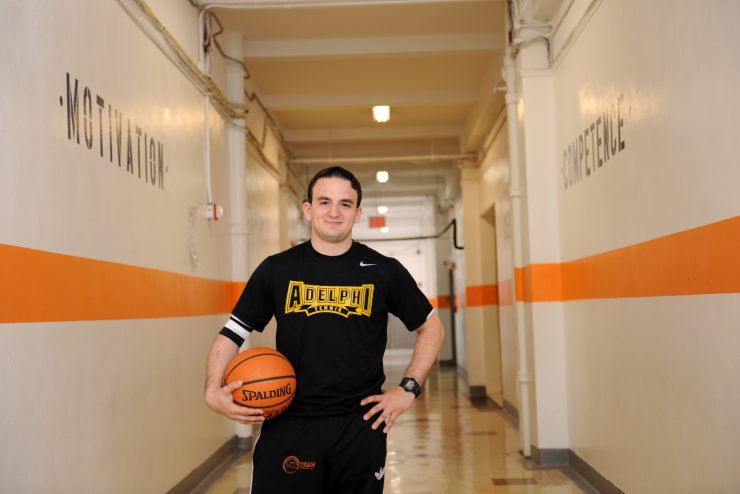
left=361, top=312, right=445, bottom=433
left=401, top=312, right=445, bottom=386
left=204, top=334, right=265, bottom=424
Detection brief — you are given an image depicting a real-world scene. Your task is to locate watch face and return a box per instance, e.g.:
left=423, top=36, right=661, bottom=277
left=401, top=378, right=420, bottom=397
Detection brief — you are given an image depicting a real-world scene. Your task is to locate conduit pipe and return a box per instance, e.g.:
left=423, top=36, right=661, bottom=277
left=204, top=95, right=213, bottom=205
left=118, top=0, right=286, bottom=180
left=502, top=52, right=532, bottom=458
left=199, top=10, right=214, bottom=207
left=118, top=0, right=246, bottom=121
left=197, top=9, right=211, bottom=74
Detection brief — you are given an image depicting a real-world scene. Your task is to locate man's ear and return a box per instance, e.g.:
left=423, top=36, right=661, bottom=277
left=354, top=206, right=362, bottom=224
left=302, top=201, right=311, bottom=220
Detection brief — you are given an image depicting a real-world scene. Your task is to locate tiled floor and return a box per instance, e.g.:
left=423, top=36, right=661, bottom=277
left=203, top=356, right=590, bottom=494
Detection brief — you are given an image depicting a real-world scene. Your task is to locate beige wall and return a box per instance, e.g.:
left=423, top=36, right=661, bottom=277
left=519, top=45, right=570, bottom=449
left=0, top=1, right=296, bottom=492
left=0, top=317, right=229, bottom=493
left=435, top=207, right=455, bottom=362
left=459, top=165, right=487, bottom=389
left=475, top=2, right=740, bottom=488
left=478, top=120, right=519, bottom=413
left=243, top=147, right=281, bottom=350
left=551, top=0, right=740, bottom=491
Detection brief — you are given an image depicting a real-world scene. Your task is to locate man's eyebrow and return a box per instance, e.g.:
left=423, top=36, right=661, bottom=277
left=316, top=195, right=355, bottom=205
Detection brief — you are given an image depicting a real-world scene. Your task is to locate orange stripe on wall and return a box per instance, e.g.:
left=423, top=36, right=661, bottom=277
left=514, top=268, right=524, bottom=302
left=515, top=214, right=740, bottom=302
left=466, top=284, right=499, bottom=307
left=522, top=264, right=563, bottom=302
left=232, top=282, right=247, bottom=307
left=8, top=213, right=736, bottom=322
left=562, top=215, right=740, bottom=300
left=0, top=243, right=244, bottom=323
left=498, top=279, right=513, bottom=306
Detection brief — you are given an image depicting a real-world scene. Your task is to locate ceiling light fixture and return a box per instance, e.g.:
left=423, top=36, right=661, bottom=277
left=376, top=170, right=389, bottom=183
left=372, top=105, right=390, bottom=123
left=377, top=205, right=388, bottom=215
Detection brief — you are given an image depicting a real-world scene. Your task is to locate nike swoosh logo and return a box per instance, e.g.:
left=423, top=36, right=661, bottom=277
left=360, top=261, right=376, bottom=267
left=374, top=466, right=385, bottom=480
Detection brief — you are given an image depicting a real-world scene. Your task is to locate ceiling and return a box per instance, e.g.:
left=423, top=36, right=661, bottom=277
left=206, top=0, right=509, bottom=207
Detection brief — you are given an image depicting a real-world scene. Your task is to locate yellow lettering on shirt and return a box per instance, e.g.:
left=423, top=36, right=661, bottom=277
left=284, top=282, right=374, bottom=318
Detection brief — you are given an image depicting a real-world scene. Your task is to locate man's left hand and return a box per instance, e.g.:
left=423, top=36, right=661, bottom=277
left=360, top=386, right=416, bottom=433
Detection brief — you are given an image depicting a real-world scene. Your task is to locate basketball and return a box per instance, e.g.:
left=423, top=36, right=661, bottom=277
left=223, top=347, right=296, bottom=419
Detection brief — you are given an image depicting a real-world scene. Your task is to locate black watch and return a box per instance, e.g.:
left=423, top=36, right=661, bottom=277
left=399, top=377, right=421, bottom=398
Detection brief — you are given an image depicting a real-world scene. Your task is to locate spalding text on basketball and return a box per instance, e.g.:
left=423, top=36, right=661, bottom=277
left=242, top=383, right=293, bottom=402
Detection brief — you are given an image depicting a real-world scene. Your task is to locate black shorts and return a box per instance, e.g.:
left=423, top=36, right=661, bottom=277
left=250, top=407, right=387, bottom=494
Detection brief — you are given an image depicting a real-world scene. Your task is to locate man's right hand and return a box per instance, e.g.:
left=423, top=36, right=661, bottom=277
left=205, top=380, right=265, bottom=425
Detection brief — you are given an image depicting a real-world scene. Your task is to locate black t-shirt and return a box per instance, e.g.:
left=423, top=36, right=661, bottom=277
left=220, top=240, right=433, bottom=417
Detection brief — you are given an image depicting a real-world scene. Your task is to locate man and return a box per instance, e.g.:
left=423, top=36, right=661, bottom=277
left=204, top=166, right=444, bottom=494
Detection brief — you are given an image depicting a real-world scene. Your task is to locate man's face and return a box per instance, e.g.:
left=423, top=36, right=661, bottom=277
left=303, top=177, right=362, bottom=245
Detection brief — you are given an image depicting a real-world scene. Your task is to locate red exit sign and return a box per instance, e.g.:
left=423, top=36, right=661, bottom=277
left=368, top=216, right=386, bottom=228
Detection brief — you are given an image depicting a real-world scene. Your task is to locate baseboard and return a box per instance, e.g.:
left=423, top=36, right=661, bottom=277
left=468, top=385, right=486, bottom=398
left=456, top=365, right=468, bottom=383
left=236, top=435, right=253, bottom=451
left=530, top=445, right=569, bottom=467
left=525, top=447, right=625, bottom=494
left=167, top=435, right=250, bottom=494
left=502, top=399, right=519, bottom=427
left=568, top=449, right=625, bottom=494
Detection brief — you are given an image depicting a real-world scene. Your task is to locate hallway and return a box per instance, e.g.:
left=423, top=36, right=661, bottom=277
left=4, top=1, right=740, bottom=492
left=202, top=358, right=591, bottom=494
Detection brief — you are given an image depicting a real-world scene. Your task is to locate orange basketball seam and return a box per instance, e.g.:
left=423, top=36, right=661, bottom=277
left=223, top=351, right=292, bottom=382
left=240, top=375, right=297, bottom=386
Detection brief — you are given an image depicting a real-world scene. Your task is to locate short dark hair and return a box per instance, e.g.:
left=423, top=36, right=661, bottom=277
left=306, top=166, right=362, bottom=207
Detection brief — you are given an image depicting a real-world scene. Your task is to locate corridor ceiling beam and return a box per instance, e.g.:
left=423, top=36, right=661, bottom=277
left=290, top=153, right=475, bottom=165
left=283, top=125, right=462, bottom=142
left=261, top=90, right=479, bottom=110
left=243, top=34, right=503, bottom=59
left=199, top=0, right=498, bottom=9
